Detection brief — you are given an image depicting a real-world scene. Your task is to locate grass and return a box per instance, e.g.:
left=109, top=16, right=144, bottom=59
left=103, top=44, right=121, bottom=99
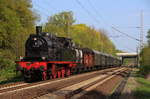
left=134, top=77, right=150, bottom=99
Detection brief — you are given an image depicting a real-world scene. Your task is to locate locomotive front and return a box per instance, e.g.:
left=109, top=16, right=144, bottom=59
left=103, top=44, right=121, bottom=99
left=16, top=26, right=78, bottom=82
left=25, top=34, right=48, bottom=60
left=16, top=26, right=52, bottom=81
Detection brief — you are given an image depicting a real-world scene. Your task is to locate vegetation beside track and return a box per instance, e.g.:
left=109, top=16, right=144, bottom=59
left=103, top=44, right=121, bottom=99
left=139, top=46, right=150, bottom=76
left=133, top=29, right=150, bottom=99
left=134, top=76, right=150, bottom=99
left=0, top=0, right=37, bottom=83
left=139, top=29, right=150, bottom=76
left=0, top=59, right=23, bottom=84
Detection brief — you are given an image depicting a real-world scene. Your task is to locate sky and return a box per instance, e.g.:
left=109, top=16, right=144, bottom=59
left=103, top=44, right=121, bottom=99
left=32, top=0, right=150, bottom=53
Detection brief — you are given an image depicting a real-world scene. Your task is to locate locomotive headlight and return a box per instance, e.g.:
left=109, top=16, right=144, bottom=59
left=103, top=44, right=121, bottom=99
left=34, top=38, right=37, bottom=40
left=46, top=33, right=49, bottom=36
left=42, top=57, right=46, bottom=60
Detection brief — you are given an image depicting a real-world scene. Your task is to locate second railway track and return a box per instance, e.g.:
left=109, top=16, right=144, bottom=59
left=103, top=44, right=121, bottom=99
left=36, top=67, right=130, bottom=99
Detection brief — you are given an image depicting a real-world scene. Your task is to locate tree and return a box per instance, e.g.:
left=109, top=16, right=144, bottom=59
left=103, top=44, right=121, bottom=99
left=139, top=29, right=150, bottom=75
left=0, top=0, right=38, bottom=81
left=0, top=0, right=38, bottom=58
left=70, top=24, right=116, bottom=54
left=139, top=46, right=150, bottom=75
left=45, top=11, right=117, bottom=55
left=45, top=11, right=75, bottom=37
left=140, top=46, right=150, bottom=66
left=147, top=29, right=150, bottom=46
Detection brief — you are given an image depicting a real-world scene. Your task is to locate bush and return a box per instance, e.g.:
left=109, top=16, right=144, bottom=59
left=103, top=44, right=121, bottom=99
left=0, top=64, right=16, bottom=81
left=139, top=46, right=150, bottom=76
left=0, top=50, right=16, bottom=69
left=134, top=77, right=150, bottom=99
left=139, top=65, right=150, bottom=76
left=0, top=56, right=22, bottom=83
left=0, top=50, right=17, bottom=82
left=0, top=57, right=15, bottom=69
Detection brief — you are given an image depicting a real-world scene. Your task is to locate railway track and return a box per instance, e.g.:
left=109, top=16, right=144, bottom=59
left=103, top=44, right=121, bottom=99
left=36, top=67, right=129, bottom=99
left=70, top=68, right=130, bottom=99
left=0, top=67, right=130, bottom=99
left=0, top=67, right=118, bottom=92
left=0, top=81, right=28, bottom=90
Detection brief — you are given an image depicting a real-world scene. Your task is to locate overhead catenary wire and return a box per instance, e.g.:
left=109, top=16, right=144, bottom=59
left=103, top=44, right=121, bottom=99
left=112, top=30, right=136, bottom=52
left=34, top=0, right=141, bottom=46
left=43, top=0, right=59, bottom=12
left=110, top=29, right=136, bottom=52
left=33, top=2, right=51, bottom=17
left=75, top=0, right=101, bottom=25
left=111, top=27, right=140, bottom=42
left=86, top=0, right=141, bottom=43
left=86, top=0, right=111, bottom=27
left=35, top=0, right=139, bottom=43
left=74, top=0, right=139, bottom=52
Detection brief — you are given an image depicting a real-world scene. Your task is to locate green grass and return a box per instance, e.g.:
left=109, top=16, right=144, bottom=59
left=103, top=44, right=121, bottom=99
left=134, top=77, right=150, bottom=99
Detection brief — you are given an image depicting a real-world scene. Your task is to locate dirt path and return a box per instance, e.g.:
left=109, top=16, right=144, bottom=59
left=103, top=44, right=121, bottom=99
left=119, top=68, right=139, bottom=99
left=146, top=73, right=150, bottom=80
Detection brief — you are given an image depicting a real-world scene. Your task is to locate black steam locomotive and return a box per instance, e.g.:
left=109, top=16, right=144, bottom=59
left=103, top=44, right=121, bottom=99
left=16, top=26, right=121, bottom=82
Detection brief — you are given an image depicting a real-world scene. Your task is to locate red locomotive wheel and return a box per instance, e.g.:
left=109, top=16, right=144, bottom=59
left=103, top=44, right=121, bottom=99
left=57, top=71, right=61, bottom=78
left=42, top=71, right=46, bottom=80
left=61, top=67, right=65, bottom=77
left=50, top=75, right=53, bottom=79
left=53, top=74, right=57, bottom=79
left=51, top=64, right=57, bottom=79
left=66, top=69, right=71, bottom=76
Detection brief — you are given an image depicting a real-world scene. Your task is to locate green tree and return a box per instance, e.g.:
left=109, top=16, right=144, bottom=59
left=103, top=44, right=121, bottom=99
left=0, top=0, right=38, bottom=58
left=140, top=46, right=150, bottom=75
left=70, top=24, right=116, bottom=54
left=45, top=11, right=75, bottom=37
left=139, top=29, right=150, bottom=75
left=0, top=0, right=38, bottom=81
left=140, top=46, right=150, bottom=66
left=45, top=11, right=117, bottom=55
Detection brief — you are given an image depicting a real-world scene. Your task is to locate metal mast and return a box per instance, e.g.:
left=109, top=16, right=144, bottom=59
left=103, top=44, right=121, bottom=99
left=138, top=10, right=144, bottom=67
left=140, top=10, right=144, bottom=51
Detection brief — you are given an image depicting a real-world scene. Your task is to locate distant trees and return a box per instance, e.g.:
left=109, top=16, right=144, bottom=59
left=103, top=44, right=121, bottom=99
left=139, top=29, right=150, bottom=76
left=140, top=46, right=150, bottom=66
left=45, top=11, right=75, bottom=37
left=45, top=12, right=117, bottom=55
left=70, top=24, right=116, bottom=54
left=140, top=29, right=150, bottom=66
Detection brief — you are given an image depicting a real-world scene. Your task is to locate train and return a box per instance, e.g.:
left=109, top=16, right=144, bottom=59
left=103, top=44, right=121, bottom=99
left=16, top=26, right=122, bottom=82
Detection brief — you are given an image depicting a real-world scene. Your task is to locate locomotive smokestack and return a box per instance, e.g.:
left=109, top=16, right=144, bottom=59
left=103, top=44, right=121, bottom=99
left=36, top=26, right=42, bottom=35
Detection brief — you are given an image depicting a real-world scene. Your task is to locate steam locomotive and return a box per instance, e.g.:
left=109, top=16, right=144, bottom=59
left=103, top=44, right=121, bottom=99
left=16, top=26, right=122, bottom=82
